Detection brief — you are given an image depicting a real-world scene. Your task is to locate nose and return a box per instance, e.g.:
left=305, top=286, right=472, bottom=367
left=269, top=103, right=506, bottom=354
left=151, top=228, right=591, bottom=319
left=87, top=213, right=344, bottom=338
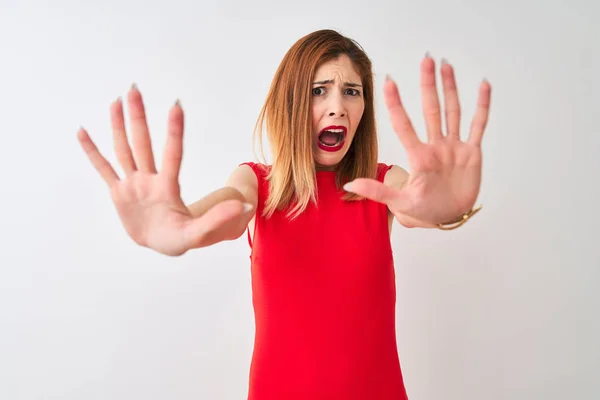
left=327, top=93, right=346, bottom=118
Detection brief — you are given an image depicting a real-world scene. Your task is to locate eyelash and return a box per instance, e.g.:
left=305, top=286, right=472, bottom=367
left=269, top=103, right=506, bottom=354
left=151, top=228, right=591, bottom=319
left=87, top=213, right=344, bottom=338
left=312, top=87, right=361, bottom=97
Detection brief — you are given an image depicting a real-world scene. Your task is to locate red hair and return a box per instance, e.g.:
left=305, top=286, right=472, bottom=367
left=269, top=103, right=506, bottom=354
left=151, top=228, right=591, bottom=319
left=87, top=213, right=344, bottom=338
left=254, top=29, right=378, bottom=219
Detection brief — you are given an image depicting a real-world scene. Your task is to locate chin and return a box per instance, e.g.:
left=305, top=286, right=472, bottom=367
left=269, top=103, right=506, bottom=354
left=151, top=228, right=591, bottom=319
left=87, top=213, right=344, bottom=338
left=313, top=145, right=351, bottom=170
left=312, top=130, right=355, bottom=169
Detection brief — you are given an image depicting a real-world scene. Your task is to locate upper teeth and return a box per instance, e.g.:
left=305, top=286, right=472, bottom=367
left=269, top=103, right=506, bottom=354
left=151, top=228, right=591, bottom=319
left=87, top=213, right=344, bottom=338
left=325, top=128, right=344, bottom=133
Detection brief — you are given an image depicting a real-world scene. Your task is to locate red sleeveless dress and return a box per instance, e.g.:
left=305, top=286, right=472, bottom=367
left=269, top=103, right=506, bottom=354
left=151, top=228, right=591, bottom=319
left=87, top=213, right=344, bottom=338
left=241, top=162, right=409, bottom=400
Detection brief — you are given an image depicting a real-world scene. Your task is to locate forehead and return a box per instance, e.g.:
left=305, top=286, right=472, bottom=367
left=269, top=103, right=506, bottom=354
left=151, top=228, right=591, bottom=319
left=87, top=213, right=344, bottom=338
left=314, top=54, right=361, bottom=83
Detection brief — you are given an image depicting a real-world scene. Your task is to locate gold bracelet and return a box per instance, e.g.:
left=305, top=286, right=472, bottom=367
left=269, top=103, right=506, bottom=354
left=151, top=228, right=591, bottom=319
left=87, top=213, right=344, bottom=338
left=436, top=205, right=482, bottom=230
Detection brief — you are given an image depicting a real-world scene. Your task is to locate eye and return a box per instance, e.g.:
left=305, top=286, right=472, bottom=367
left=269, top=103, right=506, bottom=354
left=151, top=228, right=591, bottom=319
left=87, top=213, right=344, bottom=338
left=312, top=87, right=326, bottom=96
left=345, top=88, right=361, bottom=96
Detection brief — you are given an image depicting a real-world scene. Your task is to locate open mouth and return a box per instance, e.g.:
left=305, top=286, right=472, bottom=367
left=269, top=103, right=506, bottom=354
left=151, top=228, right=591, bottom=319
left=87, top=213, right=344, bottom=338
left=318, top=126, right=347, bottom=152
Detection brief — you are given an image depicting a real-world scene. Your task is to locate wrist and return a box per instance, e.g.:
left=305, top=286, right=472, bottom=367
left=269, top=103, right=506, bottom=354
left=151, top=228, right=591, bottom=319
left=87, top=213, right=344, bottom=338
left=436, top=205, right=482, bottom=230
left=395, top=214, right=437, bottom=229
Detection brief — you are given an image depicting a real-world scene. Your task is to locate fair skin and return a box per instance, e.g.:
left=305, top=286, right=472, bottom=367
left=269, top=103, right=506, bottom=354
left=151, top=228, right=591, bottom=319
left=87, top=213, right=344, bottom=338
left=307, top=55, right=415, bottom=231
left=311, top=55, right=365, bottom=170
left=345, top=56, right=491, bottom=228
left=77, top=54, right=490, bottom=256
left=77, top=90, right=257, bottom=256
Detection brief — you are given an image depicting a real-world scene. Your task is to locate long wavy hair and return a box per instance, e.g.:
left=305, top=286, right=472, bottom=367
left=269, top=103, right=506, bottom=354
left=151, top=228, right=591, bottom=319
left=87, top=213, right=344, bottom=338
left=253, top=29, right=378, bottom=219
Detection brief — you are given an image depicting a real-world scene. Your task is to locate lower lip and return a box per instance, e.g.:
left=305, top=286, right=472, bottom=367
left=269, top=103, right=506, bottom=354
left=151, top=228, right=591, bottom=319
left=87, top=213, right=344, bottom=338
left=317, top=135, right=346, bottom=152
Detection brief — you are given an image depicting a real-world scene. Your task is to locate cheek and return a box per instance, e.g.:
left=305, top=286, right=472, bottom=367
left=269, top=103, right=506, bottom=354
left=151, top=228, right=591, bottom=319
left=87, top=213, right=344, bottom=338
left=311, top=103, right=321, bottom=132
left=349, top=102, right=365, bottom=131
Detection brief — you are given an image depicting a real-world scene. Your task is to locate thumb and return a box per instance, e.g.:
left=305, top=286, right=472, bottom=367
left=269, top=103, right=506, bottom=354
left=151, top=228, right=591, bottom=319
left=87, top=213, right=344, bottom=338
left=344, top=178, right=411, bottom=214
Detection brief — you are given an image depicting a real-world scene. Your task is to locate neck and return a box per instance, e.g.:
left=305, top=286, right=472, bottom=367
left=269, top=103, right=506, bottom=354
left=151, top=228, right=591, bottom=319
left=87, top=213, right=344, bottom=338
left=315, top=163, right=337, bottom=172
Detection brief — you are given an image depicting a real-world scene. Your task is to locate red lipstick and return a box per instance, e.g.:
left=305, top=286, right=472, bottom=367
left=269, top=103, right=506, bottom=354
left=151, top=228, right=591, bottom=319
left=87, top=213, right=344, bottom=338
left=317, top=125, right=347, bottom=152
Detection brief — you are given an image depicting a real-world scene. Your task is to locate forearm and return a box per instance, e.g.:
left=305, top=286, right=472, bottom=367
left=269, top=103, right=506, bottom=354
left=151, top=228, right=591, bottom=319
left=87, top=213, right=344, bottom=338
left=186, top=187, right=254, bottom=246
left=187, top=187, right=247, bottom=217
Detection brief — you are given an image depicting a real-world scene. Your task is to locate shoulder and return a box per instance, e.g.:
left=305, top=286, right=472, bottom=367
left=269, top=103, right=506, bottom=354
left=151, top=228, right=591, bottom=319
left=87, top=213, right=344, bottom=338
left=379, top=163, right=409, bottom=190
left=235, top=162, right=272, bottom=184
left=224, top=163, right=265, bottom=200
left=238, top=162, right=270, bottom=178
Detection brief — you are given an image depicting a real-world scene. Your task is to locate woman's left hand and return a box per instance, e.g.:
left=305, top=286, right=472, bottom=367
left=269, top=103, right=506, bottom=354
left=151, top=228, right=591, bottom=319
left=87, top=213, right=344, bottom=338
left=344, top=55, right=491, bottom=226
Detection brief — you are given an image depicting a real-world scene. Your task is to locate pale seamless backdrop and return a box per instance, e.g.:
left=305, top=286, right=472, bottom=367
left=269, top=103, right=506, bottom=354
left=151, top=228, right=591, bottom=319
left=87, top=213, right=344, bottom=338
left=1, top=0, right=598, bottom=399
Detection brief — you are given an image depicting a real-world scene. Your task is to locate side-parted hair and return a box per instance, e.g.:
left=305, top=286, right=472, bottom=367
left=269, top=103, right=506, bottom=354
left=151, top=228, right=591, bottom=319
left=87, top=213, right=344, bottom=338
left=253, top=29, right=378, bottom=219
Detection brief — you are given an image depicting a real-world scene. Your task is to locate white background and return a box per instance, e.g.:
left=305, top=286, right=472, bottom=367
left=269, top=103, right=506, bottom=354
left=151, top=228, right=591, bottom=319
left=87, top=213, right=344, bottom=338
left=1, top=0, right=598, bottom=399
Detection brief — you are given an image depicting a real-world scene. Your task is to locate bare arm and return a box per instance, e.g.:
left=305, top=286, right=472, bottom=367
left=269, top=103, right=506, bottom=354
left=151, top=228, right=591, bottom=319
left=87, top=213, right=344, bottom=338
left=184, top=164, right=258, bottom=246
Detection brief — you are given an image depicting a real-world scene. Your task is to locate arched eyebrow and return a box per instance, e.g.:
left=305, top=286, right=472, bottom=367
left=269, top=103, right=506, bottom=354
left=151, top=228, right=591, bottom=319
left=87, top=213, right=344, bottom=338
left=312, top=79, right=362, bottom=88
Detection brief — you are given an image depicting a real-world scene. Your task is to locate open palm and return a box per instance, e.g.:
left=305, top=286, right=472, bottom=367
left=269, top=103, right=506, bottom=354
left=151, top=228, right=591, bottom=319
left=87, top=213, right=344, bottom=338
left=77, top=86, right=248, bottom=256
left=347, top=55, right=491, bottom=226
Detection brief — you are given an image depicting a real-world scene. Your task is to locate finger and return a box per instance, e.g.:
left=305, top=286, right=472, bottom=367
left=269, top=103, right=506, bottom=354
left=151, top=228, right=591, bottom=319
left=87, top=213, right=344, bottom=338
left=420, top=54, right=443, bottom=141
left=384, top=76, right=421, bottom=149
left=77, top=127, right=120, bottom=187
left=161, top=100, right=184, bottom=181
left=127, top=84, right=157, bottom=173
left=184, top=200, right=252, bottom=249
left=343, top=178, right=410, bottom=214
left=110, top=97, right=137, bottom=175
left=467, top=79, right=492, bottom=147
left=440, top=59, right=461, bottom=140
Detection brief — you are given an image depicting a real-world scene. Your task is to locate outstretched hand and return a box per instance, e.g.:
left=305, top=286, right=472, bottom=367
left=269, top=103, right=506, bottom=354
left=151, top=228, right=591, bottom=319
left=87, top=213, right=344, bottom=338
left=77, top=85, right=250, bottom=256
left=345, top=55, right=491, bottom=227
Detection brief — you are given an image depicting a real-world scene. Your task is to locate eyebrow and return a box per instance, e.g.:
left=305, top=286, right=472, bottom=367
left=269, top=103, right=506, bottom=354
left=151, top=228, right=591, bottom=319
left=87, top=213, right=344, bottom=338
left=312, top=79, right=362, bottom=88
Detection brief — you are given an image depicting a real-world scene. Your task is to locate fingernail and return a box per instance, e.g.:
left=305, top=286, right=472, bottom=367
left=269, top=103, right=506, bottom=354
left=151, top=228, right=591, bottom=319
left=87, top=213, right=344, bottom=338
left=243, top=203, right=254, bottom=213
left=385, top=74, right=392, bottom=82
left=174, top=99, right=181, bottom=107
left=343, top=182, right=354, bottom=192
left=131, top=82, right=138, bottom=90
left=441, top=58, right=449, bottom=65
left=425, top=51, right=432, bottom=58
left=115, top=96, right=122, bottom=103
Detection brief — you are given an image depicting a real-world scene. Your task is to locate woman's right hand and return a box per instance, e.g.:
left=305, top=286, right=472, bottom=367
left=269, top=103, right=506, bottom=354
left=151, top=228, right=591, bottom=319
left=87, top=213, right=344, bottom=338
left=77, top=85, right=250, bottom=256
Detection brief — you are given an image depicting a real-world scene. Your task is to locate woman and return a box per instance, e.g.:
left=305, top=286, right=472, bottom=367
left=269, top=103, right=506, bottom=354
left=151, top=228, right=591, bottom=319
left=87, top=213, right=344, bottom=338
left=77, top=29, right=491, bottom=399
